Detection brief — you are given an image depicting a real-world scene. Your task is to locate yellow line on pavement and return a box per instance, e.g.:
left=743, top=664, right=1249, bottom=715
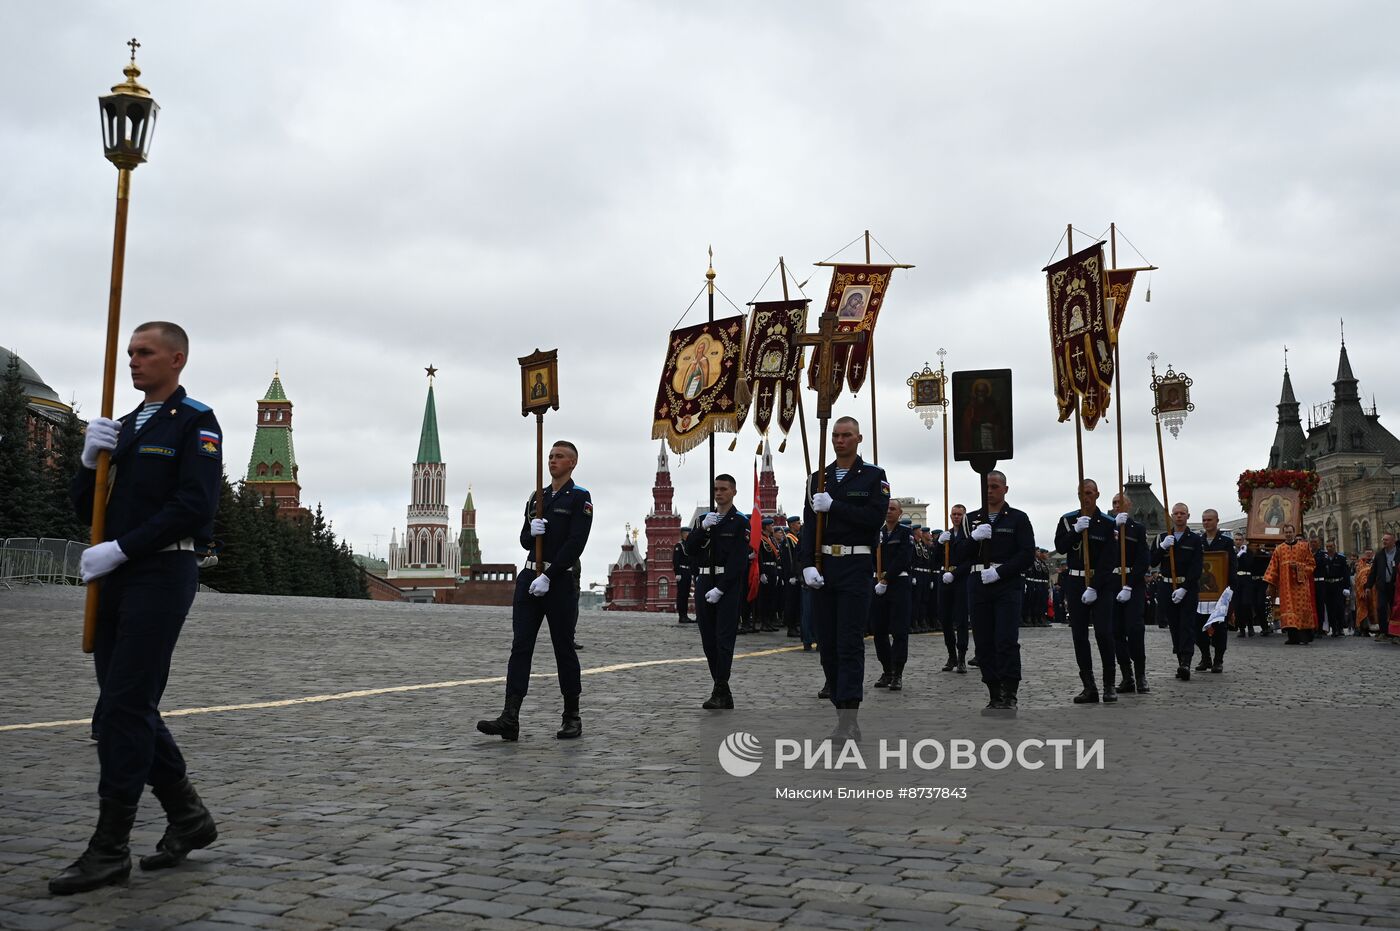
left=0, top=644, right=807, bottom=733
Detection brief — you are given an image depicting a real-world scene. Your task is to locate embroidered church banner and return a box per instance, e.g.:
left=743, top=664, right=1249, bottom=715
left=652, top=314, right=751, bottom=454
left=1045, top=244, right=1110, bottom=429
left=743, top=299, right=809, bottom=436
left=805, top=264, right=893, bottom=397
left=1103, top=267, right=1137, bottom=339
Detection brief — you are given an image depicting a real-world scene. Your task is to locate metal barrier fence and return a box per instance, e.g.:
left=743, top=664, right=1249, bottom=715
left=0, top=538, right=87, bottom=588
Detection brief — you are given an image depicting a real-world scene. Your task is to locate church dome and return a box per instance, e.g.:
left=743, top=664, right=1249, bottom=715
left=2, top=347, right=66, bottom=409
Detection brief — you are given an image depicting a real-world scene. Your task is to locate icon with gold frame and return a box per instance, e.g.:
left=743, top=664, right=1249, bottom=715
left=518, top=348, right=560, bottom=416
left=1199, top=551, right=1229, bottom=602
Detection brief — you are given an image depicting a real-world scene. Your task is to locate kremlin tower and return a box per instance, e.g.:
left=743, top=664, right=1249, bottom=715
left=387, top=368, right=461, bottom=600
left=245, top=372, right=308, bottom=520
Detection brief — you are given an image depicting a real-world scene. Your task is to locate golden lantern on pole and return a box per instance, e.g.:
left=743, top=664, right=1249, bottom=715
left=83, top=40, right=160, bottom=653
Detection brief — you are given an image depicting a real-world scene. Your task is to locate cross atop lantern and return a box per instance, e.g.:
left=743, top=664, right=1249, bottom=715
left=99, top=38, right=159, bottom=170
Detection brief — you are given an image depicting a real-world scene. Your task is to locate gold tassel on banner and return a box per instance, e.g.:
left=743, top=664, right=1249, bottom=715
left=728, top=437, right=737, bottom=451
left=755, top=440, right=764, bottom=455
left=778, top=437, right=787, bottom=453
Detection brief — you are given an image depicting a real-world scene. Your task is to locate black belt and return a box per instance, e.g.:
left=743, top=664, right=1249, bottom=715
left=696, top=567, right=726, bottom=575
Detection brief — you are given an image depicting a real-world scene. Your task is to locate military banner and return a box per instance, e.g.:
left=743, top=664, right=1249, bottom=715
left=743, top=299, right=809, bottom=436
left=652, top=314, right=751, bottom=454
left=805, top=264, right=894, bottom=397
left=1045, top=244, right=1110, bottom=429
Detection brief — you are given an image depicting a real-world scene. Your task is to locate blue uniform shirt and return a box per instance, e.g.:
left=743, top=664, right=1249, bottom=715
left=71, top=386, right=222, bottom=560
left=799, top=456, right=889, bottom=567
left=519, top=479, right=593, bottom=582
left=965, top=504, right=1036, bottom=583
left=686, top=508, right=751, bottom=594
left=877, top=522, right=914, bottom=580
left=1151, top=528, right=1203, bottom=589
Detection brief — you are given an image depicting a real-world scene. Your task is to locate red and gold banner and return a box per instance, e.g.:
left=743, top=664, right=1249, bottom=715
left=743, top=299, right=809, bottom=436
left=1103, top=267, right=1137, bottom=339
left=1045, top=244, right=1111, bottom=429
left=805, top=264, right=894, bottom=397
left=652, top=314, right=751, bottom=454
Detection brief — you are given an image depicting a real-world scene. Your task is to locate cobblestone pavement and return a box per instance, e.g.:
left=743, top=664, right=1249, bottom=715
left=2, top=587, right=1397, bottom=930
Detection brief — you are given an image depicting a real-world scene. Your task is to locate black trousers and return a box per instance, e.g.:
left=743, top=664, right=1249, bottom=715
left=1064, top=576, right=1116, bottom=687
left=971, top=578, right=1022, bottom=686
left=870, top=577, right=911, bottom=672
left=1162, top=590, right=1200, bottom=663
left=1110, top=582, right=1146, bottom=673
left=1235, top=600, right=1263, bottom=632
left=813, top=555, right=872, bottom=705
left=695, top=582, right=741, bottom=683
left=940, top=575, right=969, bottom=658
left=676, top=573, right=692, bottom=619
left=92, top=553, right=199, bottom=805
left=1196, top=617, right=1228, bottom=661
left=1324, top=586, right=1348, bottom=634
left=506, top=569, right=581, bottom=698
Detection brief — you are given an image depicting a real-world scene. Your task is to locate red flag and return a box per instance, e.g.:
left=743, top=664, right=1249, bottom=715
left=748, top=460, right=762, bottom=602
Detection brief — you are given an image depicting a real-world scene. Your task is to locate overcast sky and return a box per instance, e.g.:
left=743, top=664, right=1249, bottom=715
left=4, top=2, right=1398, bottom=587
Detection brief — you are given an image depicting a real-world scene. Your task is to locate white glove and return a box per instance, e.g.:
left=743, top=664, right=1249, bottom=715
left=198, top=555, right=219, bottom=570
left=1073, top=516, right=1091, bottom=533
left=875, top=581, right=887, bottom=596
left=971, top=524, right=993, bottom=541
left=80, top=417, right=121, bottom=469
left=811, top=492, right=833, bottom=513
left=702, top=511, right=721, bottom=529
left=528, top=574, right=550, bottom=596
left=705, top=587, right=723, bottom=604
left=1116, top=586, right=1132, bottom=603
left=980, top=567, right=999, bottom=584
left=1160, top=534, right=1175, bottom=551
left=1115, top=512, right=1129, bottom=526
left=80, top=540, right=127, bottom=583
left=530, top=518, right=548, bottom=536
left=760, top=573, right=768, bottom=584
left=1344, top=589, right=1351, bottom=597
left=1082, top=587, right=1098, bottom=605
left=1172, top=587, right=1186, bottom=604
left=942, top=571, right=954, bottom=585
left=803, top=567, right=824, bottom=589
left=938, top=530, right=952, bottom=545
left=789, top=577, right=798, bottom=584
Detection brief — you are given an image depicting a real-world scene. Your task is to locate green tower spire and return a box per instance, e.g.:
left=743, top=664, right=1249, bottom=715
left=416, top=382, right=442, bottom=463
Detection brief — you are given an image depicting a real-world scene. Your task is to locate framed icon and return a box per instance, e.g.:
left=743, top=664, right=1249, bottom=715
left=518, top=348, right=560, bottom=416
left=951, top=368, right=1014, bottom=461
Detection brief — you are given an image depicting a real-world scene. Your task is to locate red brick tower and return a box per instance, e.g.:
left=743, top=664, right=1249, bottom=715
left=758, top=437, right=781, bottom=518
left=644, top=441, right=682, bottom=611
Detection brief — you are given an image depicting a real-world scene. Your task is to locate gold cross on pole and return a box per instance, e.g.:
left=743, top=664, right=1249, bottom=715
left=797, top=311, right=866, bottom=421
left=128, top=37, right=141, bottom=61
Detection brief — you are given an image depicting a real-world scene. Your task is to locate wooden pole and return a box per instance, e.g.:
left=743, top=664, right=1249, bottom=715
left=940, top=353, right=951, bottom=566
left=534, top=411, right=545, bottom=568
left=1111, top=223, right=1127, bottom=578
left=1067, top=224, right=1091, bottom=588
left=814, top=418, right=828, bottom=572
left=83, top=167, right=133, bottom=654
left=1153, top=388, right=1178, bottom=584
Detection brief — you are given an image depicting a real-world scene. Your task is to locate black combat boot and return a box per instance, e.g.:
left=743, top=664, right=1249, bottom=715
left=556, top=694, right=583, bottom=739
left=888, top=666, right=904, bottom=691
left=1134, top=659, right=1150, bottom=693
left=1211, top=657, right=1223, bottom=674
left=1002, top=682, right=1019, bottom=712
left=140, top=777, right=218, bottom=871
left=981, top=681, right=1006, bottom=713
left=1102, top=676, right=1117, bottom=704
left=1117, top=664, right=1136, bottom=693
left=1284, top=628, right=1300, bottom=645
left=817, top=680, right=832, bottom=700
left=1177, top=655, right=1192, bottom=681
left=941, top=653, right=957, bottom=672
left=873, top=670, right=891, bottom=689
left=702, top=682, right=724, bottom=709
left=956, top=651, right=968, bottom=674
left=477, top=693, right=523, bottom=741
left=1194, top=654, right=1212, bottom=672
left=1073, top=673, right=1099, bottom=704
left=829, top=701, right=861, bottom=743
left=49, top=798, right=138, bottom=895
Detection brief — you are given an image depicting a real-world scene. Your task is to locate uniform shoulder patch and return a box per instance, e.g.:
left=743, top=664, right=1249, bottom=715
left=197, top=429, right=221, bottom=459
left=880, top=480, right=891, bottom=496
left=181, top=397, right=212, bottom=413
left=582, top=500, right=593, bottom=517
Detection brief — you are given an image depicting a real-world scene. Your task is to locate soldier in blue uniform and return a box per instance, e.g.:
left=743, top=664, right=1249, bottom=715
left=1054, top=479, right=1121, bottom=703
left=1233, top=539, right=1270, bottom=637
left=685, top=474, right=751, bottom=709
left=1151, top=502, right=1204, bottom=681
left=800, top=417, right=889, bottom=735
left=937, top=505, right=974, bottom=674
left=674, top=528, right=693, bottom=624
left=1194, top=509, right=1238, bottom=673
left=1106, top=492, right=1151, bottom=693
left=909, top=525, right=928, bottom=634
left=53, top=322, right=222, bottom=895
left=477, top=440, right=593, bottom=741
left=1321, top=539, right=1350, bottom=636
left=869, top=503, right=914, bottom=691
left=966, top=470, right=1036, bottom=712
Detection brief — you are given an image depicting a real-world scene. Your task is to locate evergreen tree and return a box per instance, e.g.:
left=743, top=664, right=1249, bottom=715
left=0, top=354, right=39, bottom=539
left=39, top=410, right=87, bottom=542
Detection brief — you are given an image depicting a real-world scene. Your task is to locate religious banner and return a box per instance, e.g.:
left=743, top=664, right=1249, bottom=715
left=1103, top=267, right=1137, bottom=339
left=742, top=299, right=809, bottom=436
left=1045, top=244, right=1111, bottom=429
left=805, top=264, right=894, bottom=397
left=652, top=314, right=751, bottom=454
